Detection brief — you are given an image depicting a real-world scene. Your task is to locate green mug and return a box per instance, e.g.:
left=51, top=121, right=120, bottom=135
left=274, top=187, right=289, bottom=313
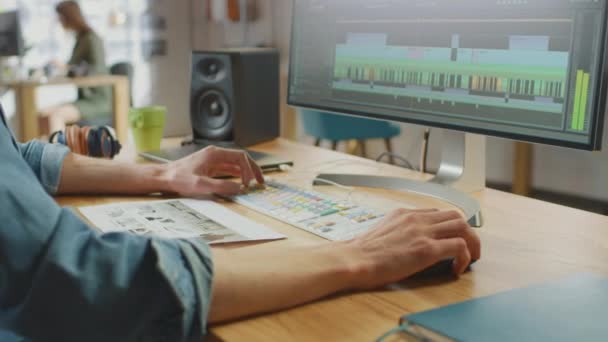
left=128, top=106, right=166, bottom=153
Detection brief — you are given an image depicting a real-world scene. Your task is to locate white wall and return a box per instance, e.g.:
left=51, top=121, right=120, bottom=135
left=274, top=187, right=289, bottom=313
left=140, top=0, right=193, bottom=137
left=505, top=120, right=608, bottom=200
left=191, top=0, right=274, bottom=50
left=270, top=1, right=292, bottom=66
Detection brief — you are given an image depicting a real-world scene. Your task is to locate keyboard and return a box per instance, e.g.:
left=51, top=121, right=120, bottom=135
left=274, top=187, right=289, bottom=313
left=232, top=180, right=385, bottom=241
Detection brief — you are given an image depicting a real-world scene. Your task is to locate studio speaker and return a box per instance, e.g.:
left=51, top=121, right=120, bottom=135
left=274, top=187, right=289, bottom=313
left=190, top=48, right=280, bottom=147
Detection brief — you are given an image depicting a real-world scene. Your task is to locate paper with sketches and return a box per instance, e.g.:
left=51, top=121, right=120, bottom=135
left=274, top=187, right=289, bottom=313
left=79, top=199, right=285, bottom=244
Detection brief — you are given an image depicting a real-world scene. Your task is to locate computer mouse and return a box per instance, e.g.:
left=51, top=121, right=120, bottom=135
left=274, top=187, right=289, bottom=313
left=412, top=258, right=476, bottom=278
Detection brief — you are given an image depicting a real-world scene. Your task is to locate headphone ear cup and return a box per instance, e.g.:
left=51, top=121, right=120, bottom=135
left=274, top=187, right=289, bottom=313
left=99, top=126, right=114, bottom=158
left=101, top=125, right=121, bottom=158
left=86, top=128, right=100, bottom=158
left=102, top=126, right=118, bottom=158
left=111, top=137, right=122, bottom=158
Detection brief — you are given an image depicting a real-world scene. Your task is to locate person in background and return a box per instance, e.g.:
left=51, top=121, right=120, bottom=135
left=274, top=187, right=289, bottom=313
left=38, top=0, right=111, bottom=135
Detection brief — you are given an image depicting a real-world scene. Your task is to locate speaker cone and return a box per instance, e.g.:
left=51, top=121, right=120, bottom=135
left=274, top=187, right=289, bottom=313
left=191, top=89, right=232, bottom=139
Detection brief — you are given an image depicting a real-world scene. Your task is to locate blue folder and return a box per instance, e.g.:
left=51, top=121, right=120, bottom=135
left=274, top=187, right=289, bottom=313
left=397, top=273, right=608, bottom=342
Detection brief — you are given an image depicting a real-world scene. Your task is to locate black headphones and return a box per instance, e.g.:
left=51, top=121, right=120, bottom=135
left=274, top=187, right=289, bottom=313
left=49, top=125, right=122, bottom=159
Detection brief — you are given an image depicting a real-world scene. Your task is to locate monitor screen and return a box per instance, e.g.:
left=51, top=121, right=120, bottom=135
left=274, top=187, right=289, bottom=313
left=288, top=0, right=607, bottom=150
left=0, top=11, right=23, bottom=58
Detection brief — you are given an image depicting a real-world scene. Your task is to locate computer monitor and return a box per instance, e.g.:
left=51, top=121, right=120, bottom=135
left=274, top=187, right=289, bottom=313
left=288, top=0, right=608, bottom=226
left=0, top=11, right=24, bottom=58
left=288, top=0, right=606, bottom=151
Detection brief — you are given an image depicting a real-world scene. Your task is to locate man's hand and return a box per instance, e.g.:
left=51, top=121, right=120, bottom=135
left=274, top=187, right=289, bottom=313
left=209, top=208, right=481, bottom=323
left=346, top=208, right=481, bottom=290
left=163, top=146, right=265, bottom=197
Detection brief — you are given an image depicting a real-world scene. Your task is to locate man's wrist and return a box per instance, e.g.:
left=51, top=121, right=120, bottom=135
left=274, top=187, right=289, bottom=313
left=320, top=241, right=371, bottom=291
left=143, top=163, right=174, bottom=194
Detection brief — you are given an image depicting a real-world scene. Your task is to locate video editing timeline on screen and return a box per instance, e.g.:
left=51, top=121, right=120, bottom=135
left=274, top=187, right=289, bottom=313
left=330, top=1, right=602, bottom=135
left=289, top=0, right=606, bottom=147
left=333, top=35, right=569, bottom=126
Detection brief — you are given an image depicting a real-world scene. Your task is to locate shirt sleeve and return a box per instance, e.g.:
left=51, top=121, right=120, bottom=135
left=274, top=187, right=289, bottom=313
left=1, top=122, right=214, bottom=341
left=18, top=140, right=70, bottom=195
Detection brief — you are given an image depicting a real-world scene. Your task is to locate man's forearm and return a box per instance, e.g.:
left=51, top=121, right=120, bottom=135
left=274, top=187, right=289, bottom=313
left=56, top=146, right=261, bottom=197
left=208, top=209, right=482, bottom=324
left=57, top=153, right=170, bottom=195
left=209, top=241, right=361, bottom=324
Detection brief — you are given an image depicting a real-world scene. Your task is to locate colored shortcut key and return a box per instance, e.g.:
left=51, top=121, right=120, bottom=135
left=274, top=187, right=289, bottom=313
left=236, top=180, right=355, bottom=223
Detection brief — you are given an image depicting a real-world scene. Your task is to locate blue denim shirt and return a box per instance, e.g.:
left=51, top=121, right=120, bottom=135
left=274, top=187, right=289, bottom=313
left=0, top=106, right=214, bottom=342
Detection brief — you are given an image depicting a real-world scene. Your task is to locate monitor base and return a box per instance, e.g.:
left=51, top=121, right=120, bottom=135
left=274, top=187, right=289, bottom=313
left=313, top=131, right=484, bottom=227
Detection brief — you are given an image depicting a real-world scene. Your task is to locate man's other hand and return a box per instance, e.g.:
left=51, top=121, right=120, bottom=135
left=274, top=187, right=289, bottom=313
left=163, top=146, right=265, bottom=197
left=347, top=209, right=481, bottom=289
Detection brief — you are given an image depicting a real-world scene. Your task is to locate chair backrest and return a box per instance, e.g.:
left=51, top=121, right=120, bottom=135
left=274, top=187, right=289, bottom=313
left=109, top=62, right=133, bottom=78
left=109, top=62, right=134, bottom=105
left=299, top=109, right=401, bottom=141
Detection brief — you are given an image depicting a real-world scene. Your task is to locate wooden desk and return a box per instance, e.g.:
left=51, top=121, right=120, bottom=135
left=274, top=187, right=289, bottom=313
left=56, top=139, right=608, bottom=341
left=6, top=75, right=130, bottom=143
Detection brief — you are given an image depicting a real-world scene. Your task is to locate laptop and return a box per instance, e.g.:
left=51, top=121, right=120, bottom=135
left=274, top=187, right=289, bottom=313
left=139, top=141, right=293, bottom=173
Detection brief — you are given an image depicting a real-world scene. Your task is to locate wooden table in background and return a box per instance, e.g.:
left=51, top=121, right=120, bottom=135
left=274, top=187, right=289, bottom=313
left=513, top=142, right=534, bottom=196
left=56, top=139, right=608, bottom=341
left=6, top=75, right=130, bottom=143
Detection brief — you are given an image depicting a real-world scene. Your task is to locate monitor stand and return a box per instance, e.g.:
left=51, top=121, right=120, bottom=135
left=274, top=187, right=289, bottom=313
left=313, top=131, right=485, bottom=227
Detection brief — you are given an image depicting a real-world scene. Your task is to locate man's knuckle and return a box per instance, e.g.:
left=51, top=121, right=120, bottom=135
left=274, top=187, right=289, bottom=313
left=454, top=219, right=469, bottom=231
left=414, top=238, right=436, bottom=259
left=411, top=222, right=429, bottom=236
left=454, top=238, right=467, bottom=250
left=447, top=210, right=462, bottom=220
left=405, top=225, right=418, bottom=236
left=403, top=214, right=419, bottom=226
left=394, top=208, right=409, bottom=216
left=195, top=177, right=209, bottom=187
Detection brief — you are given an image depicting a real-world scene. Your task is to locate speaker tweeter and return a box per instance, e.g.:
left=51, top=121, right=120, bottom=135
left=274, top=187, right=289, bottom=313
left=198, top=58, right=226, bottom=83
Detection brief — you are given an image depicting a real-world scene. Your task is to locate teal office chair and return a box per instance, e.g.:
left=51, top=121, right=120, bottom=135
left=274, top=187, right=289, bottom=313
left=300, top=109, right=401, bottom=159
left=109, top=62, right=134, bottom=105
